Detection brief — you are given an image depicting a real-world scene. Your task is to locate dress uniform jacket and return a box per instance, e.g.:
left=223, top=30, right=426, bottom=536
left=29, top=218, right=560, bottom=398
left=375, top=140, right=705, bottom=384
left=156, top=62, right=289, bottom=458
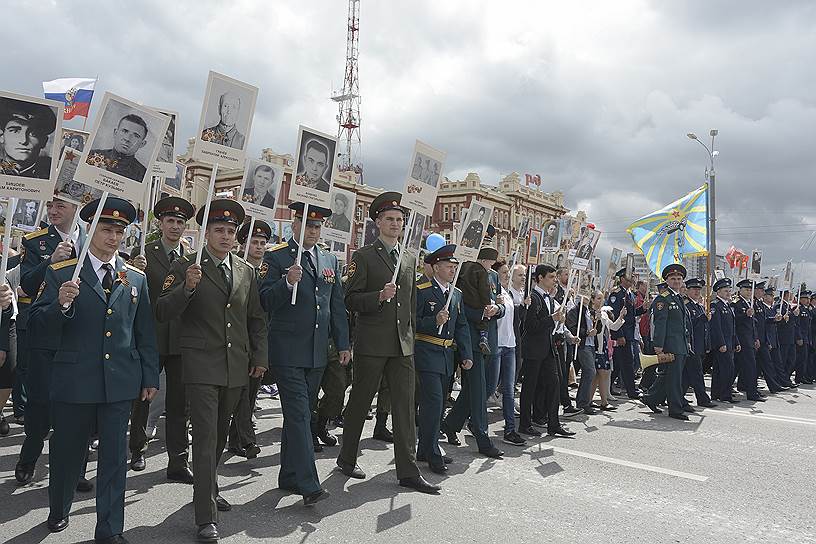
left=754, top=299, right=770, bottom=347
left=414, top=280, right=472, bottom=376
left=259, top=239, right=350, bottom=367
left=764, top=303, right=780, bottom=349
left=651, top=291, right=691, bottom=355
left=607, top=286, right=645, bottom=342
left=686, top=297, right=708, bottom=356
left=710, top=297, right=738, bottom=351
left=731, top=296, right=758, bottom=347
left=155, top=248, right=268, bottom=387
left=775, top=301, right=795, bottom=346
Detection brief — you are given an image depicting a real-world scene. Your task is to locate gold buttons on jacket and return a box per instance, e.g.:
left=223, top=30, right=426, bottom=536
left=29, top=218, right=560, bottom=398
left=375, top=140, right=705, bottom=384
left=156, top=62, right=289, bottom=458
left=106, top=331, right=112, bottom=337
left=227, top=342, right=232, bottom=348
left=227, top=323, right=232, bottom=328
left=107, top=309, right=113, bottom=315
left=105, top=354, right=110, bottom=360
left=226, top=303, right=231, bottom=308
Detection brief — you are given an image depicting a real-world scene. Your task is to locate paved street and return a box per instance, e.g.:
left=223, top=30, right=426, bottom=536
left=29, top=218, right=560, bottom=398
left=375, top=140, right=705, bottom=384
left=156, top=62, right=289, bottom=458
left=2, top=382, right=815, bottom=544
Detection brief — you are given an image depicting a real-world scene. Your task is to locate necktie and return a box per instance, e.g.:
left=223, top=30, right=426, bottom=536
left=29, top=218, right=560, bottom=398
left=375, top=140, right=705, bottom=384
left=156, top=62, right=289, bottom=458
left=303, top=251, right=317, bottom=276
left=102, top=263, right=114, bottom=301
left=168, top=249, right=177, bottom=263
left=219, top=262, right=232, bottom=292
left=390, top=248, right=399, bottom=267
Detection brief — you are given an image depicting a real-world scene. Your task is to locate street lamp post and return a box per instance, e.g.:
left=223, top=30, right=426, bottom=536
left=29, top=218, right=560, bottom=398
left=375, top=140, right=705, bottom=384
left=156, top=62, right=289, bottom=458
left=687, top=129, right=718, bottom=300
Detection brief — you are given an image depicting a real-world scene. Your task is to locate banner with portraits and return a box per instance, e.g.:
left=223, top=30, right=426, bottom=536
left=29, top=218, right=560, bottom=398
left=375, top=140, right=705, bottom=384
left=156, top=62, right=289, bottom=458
left=238, top=157, right=282, bottom=223
left=454, top=200, right=494, bottom=262
left=401, top=139, right=446, bottom=216
left=289, top=125, right=338, bottom=209
left=322, top=186, right=356, bottom=244
left=54, top=146, right=102, bottom=205
left=0, top=91, right=64, bottom=200
left=192, top=71, right=258, bottom=169
left=150, top=109, right=178, bottom=178
left=162, top=161, right=186, bottom=196
left=74, top=92, right=170, bottom=204
left=570, top=228, right=601, bottom=271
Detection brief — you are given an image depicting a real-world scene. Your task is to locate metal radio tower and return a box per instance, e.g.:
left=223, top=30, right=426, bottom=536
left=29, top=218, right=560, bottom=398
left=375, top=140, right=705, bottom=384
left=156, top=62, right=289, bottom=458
left=332, top=0, right=362, bottom=176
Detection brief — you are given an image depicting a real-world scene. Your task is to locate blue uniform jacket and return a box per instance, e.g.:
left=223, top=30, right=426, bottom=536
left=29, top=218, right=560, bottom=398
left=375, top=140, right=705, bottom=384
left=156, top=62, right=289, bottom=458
left=606, top=286, right=645, bottom=342
left=414, top=279, right=472, bottom=376
left=775, top=301, right=795, bottom=345
left=28, top=255, right=159, bottom=404
left=259, top=239, right=350, bottom=368
left=710, top=297, right=738, bottom=351
left=685, top=297, right=708, bottom=356
left=796, top=306, right=811, bottom=345
left=764, top=303, right=780, bottom=349
left=731, top=296, right=757, bottom=345
left=753, top=298, right=770, bottom=347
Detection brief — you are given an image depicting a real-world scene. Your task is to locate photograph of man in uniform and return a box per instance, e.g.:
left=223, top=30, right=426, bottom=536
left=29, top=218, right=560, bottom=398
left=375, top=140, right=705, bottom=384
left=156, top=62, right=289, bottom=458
left=575, top=229, right=597, bottom=261
left=201, top=93, right=244, bottom=149
left=165, top=162, right=184, bottom=193
left=293, top=138, right=332, bottom=192
left=157, top=114, right=176, bottom=163
left=243, top=162, right=278, bottom=210
left=409, top=152, right=441, bottom=187
left=12, top=199, right=38, bottom=229
left=363, top=217, right=380, bottom=246
left=541, top=220, right=560, bottom=250
left=0, top=97, right=58, bottom=179
left=61, top=129, right=88, bottom=156
left=324, top=192, right=351, bottom=233
left=527, top=229, right=541, bottom=263
left=751, top=250, right=762, bottom=277
left=86, top=113, right=149, bottom=182
left=460, top=206, right=486, bottom=249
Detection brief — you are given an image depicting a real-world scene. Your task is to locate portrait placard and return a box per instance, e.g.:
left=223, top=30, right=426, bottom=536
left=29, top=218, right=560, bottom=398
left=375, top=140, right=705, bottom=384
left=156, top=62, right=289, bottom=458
left=192, top=71, right=258, bottom=169
left=74, top=92, right=170, bottom=204
left=559, top=217, right=581, bottom=251
left=53, top=146, right=102, bottom=206
left=517, top=216, right=530, bottom=242
left=60, top=128, right=89, bottom=156
left=401, top=139, right=446, bottom=216
left=289, top=125, right=337, bottom=208
left=238, top=158, right=282, bottom=223
left=749, top=249, right=762, bottom=280
left=454, top=200, right=494, bottom=262
left=162, top=161, right=185, bottom=196
left=625, top=253, right=635, bottom=279
left=714, top=269, right=726, bottom=281
left=540, top=219, right=561, bottom=252
left=572, top=228, right=601, bottom=271
left=0, top=91, right=63, bottom=200
left=10, top=198, right=41, bottom=232
left=782, top=260, right=792, bottom=287
left=330, top=240, right=346, bottom=261
left=404, top=212, right=426, bottom=257
left=363, top=217, right=380, bottom=246
left=526, top=228, right=541, bottom=265
left=181, top=228, right=198, bottom=250
left=151, top=109, right=178, bottom=178
left=322, top=186, right=356, bottom=244
left=279, top=220, right=293, bottom=242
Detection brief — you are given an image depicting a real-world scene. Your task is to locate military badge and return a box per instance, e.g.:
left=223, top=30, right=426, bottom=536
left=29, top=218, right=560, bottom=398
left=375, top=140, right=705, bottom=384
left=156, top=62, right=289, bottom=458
left=162, top=274, right=175, bottom=291
left=259, top=262, right=269, bottom=279
left=610, top=296, right=616, bottom=303
left=656, top=301, right=665, bottom=311
left=429, top=301, right=437, bottom=310
left=40, top=240, right=47, bottom=251
left=347, top=261, right=357, bottom=277
left=117, top=270, right=129, bottom=287
left=37, top=281, right=46, bottom=299
left=322, top=267, right=335, bottom=284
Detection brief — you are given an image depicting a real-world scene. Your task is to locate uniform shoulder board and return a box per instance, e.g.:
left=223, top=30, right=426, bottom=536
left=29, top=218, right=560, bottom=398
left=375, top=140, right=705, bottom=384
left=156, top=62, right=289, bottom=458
left=124, top=263, right=145, bottom=275
left=24, top=227, right=49, bottom=240
left=417, top=281, right=432, bottom=290
left=50, top=257, right=78, bottom=271
left=270, top=242, right=289, bottom=251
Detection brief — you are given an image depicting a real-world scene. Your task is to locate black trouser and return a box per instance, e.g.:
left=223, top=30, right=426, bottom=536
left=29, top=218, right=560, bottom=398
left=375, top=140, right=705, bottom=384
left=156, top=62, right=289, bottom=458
left=520, top=355, right=560, bottom=433
left=712, top=350, right=735, bottom=401
left=756, top=344, right=782, bottom=392
left=612, top=340, right=638, bottom=396
left=317, top=343, right=351, bottom=420
left=682, top=353, right=711, bottom=406
left=12, top=325, right=26, bottom=418
left=556, top=337, right=572, bottom=408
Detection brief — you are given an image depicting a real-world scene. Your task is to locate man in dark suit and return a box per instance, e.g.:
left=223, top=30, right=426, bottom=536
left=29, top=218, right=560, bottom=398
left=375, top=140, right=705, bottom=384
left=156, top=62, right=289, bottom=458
left=259, top=203, right=350, bottom=505
left=775, top=289, right=797, bottom=386
left=710, top=278, right=740, bottom=403
left=606, top=267, right=647, bottom=399
left=682, top=278, right=716, bottom=408
left=795, top=291, right=813, bottom=384
left=29, top=197, right=159, bottom=543
left=156, top=199, right=268, bottom=542
left=127, top=196, right=196, bottom=481
left=732, top=279, right=765, bottom=401
left=752, top=281, right=784, bottom=393
left=337, top=191, right=439, bottom=494
left=763, top=287, right=790, bottom=388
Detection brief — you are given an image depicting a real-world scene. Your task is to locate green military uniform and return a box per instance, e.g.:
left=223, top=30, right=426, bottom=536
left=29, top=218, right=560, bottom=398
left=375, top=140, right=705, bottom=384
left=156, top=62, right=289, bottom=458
left=28, top=197, right=159, bottom=541
left=86, top=148, right=147, bottom=181
left=128, top=196, right=195, bottom=479
left=156, top=199, right=268, bottom=529
left=338, top=192, right=421, bottom=482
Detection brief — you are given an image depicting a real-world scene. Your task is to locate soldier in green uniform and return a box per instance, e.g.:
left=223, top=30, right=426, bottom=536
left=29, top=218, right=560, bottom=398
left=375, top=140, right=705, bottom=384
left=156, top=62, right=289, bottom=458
left=156, top=199, right=268, bottom=543
left=87, top=114, right=149, bottom=181
left=642, top=263, right=692, bottom=421
left=28, top=197, right=160, bottom=542
left=227, top=219, right=272, bottom=459
left=415, top=244, right=472, bottom=474
left=260, top=203, right=350, bottom=505
left=337, top=191, right=440, bottom=494
left=127, top=196, right=196, bottom=482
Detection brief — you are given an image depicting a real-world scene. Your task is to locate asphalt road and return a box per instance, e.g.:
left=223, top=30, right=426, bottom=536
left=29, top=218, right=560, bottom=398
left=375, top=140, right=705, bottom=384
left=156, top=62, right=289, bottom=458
left=2, top=381, right=815, bottom=544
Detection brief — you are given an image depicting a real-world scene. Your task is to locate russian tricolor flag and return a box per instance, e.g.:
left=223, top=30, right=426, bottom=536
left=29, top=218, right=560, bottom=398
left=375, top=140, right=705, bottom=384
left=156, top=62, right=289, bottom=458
left=42, top=77, right=97, bottom=120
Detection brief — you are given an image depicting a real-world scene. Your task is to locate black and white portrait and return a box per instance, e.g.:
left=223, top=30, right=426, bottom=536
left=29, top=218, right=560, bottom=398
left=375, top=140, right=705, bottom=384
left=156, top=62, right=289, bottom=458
left=239, top=158, right=282, bottom=222
left=280, top=220, right=293, bottom=242
left=11, top=198, right=40, bottom=231
left=163, top=161, right=185, bottom=195
left=517, top=216, right=530, bottom=241
left=402, top=139, right=446, bottom=216
left=406, top=212, right=426, bottom=254
left=750, top=250, right=762, bottom=278
left=152, top=109, right=177, bottom=177
left=322, top=186, right=356, bottom=245
left=60, top=128, right=89, bottom=157
left=460, top=204, right=487, bottom=249
left=410, top=151, right=442, bottom=188
left=54, top=146, right=102, bottom=205
left=364, top=217, right=380, bottom=246
left=541, top=219, right=561, bottom=251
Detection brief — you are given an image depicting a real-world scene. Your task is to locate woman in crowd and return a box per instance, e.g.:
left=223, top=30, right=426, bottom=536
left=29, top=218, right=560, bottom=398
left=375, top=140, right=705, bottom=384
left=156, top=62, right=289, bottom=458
left=587, top=290, right=626, bottom=410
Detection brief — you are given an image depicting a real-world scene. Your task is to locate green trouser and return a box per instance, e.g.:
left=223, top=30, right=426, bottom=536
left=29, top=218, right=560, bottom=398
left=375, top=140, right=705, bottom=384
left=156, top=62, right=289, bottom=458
left=228, top=376, right=261, bottom=449
left=317, top=342, right=351, bottom=420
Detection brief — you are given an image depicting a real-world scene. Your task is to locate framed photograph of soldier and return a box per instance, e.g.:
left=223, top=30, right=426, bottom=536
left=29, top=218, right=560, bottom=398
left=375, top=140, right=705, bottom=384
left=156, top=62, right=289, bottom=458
left=454, top=200, right=494, bottom=262
left=74, top=92, right=170, bottom=203
left=11, top=198, right=40, bottom=232
left=122, top=221, right=142, bottom=254
left=279, top=220, right=293, bottom=242
left=540, top=219, right=561, bottom=251
left=571, top=227, right=601, bottom=271
left=0, top=91, right=64, bottom=200
left=60, top=128, right=89, bottom=156
left=749, top=249, right=762, bottom=279
left=162, top=161, right=185, bottom=196
left=559, top=217, right=581, bottom=251
left=625, top=253, right=635, bottom=279
left=54, top=146, right=102, bottom=205
left=289, top=125, right=337, bottom=208
left=238, top=157, right=282, bottom=223
left=782, top=260, right=792, bottom=288
left=322, top=186, right=356, bottom=244
left=363, top=217, right=380, bottom=246
left=526, top=228, right=541, bottom=265
left=404, top=211, right=426, bottom=256
left=605, top=247, right=623, bottom=287
left=714, top=269, right=726, bottom=281
left=181, top=228, right=198, bottom=249
left=402, top=139, right=446, bottom=215
left=192, top=71, right=258, bottom=169
left=330, top=240, right=346, bottom=260
left=151, top=109, right=177, bottom=178
left=517, top=215, right=530, bottom=241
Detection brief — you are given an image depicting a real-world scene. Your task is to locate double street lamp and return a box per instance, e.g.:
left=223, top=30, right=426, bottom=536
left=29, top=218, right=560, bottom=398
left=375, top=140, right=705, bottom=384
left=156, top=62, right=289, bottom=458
left=687, top=130, right=718, bottom=288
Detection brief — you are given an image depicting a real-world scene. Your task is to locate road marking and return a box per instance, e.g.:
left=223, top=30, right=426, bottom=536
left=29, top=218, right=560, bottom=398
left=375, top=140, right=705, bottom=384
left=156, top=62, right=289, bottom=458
left=547, top=446, right=708, bottom=482
left=703, top=408, right=816, bottom=426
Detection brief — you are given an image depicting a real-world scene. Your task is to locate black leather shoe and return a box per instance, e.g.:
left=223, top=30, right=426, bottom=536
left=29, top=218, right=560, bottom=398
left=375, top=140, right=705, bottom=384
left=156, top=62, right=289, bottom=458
left=336, top=459, right=365, bottom=479
left=95, top=535, right=129, bottom=544
left=196, top=523, right=218, bottom=542
left=47, top=517, right=69, bottom=533
left=372, top=425, right=394, bottom=443
left=0, top=417, right=9, bottom=436
left=429, top=463, right=447, bottom=474
left=669, top=413, right=690, bottom=421
left=167, top=467, right=195, bottom=484
left=303, top=488, right=329, bottom=506
left=77, top=478, right=94, bottom=492
left=643, top=401, right=662, bottom=414
left=312, top=435, right=324, bottom=453
left=130, top=455, right=146, bottom=471
left=548, top=427, right=576, bottom=437
left=15, top=463, right=35, bottom=485
left=399, top=475, right=441, bottom=494
left=316, top=428, right=337, bottom=447
left=440, top=420, right=460, bottom=445
left=215, top=495, right=231, bottom=512
left=244, top=444, right=261, bottom=458
left=518, top=426, right=542, bottom=437
left=699, top=402, right=718, bottom=408
left=479, top=446, right=504, bottom=459
left=682, top=405, right=695, bottom=413
left=747, top=396, right=766, bottom=402
left=628, top=392, right=642, bottom=400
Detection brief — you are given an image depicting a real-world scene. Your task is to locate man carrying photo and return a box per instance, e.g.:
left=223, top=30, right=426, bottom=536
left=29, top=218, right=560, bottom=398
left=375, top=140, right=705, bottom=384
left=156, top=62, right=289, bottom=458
left=202, top=93, right=244, bottom=149
left=87, top=114, right=148, bottom=181
left=0, top=99, right=57, bottom=178
left=294, top=139, right=331, bottom=192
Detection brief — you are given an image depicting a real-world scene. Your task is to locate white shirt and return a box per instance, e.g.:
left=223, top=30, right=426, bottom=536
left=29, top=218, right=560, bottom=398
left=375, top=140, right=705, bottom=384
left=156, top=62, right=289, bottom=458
left=509, top=285, right=524, bottom=305
left=286, top=244, right=319, bottom=289
left=497, top=288, right=515, bottom=348
left=434, top=277, right=450, bottom=296
left=88, top=252, right=117, bottom=284
left=55, top=226, right=80, bottom=248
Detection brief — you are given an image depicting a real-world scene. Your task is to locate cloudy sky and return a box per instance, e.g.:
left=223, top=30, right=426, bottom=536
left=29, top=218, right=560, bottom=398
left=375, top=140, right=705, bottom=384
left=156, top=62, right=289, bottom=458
left=5, top=0, right=815, bottom=281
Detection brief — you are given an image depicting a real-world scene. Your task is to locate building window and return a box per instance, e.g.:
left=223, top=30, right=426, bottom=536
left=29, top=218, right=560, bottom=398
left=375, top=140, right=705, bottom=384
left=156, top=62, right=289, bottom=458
left=355, top=204, right=363, bottom=222
left=443, top=205, right=449, bottom=221
left=355, top=230, right=363, bottom=248
left=445, top=232, right=451, bottom=243
left=499, top=237, right=506, bottom=256
left=451, top=205, right=457, bottom=221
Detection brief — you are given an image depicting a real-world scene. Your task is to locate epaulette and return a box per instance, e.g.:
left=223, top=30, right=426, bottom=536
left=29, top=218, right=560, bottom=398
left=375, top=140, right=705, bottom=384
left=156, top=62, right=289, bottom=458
left=24, top=227, right=49, bottom=240
left=124, top=263, right=145, bottom=275
left=51, top=257, right=77, bottom=271
left=270, top=242, right=289, bottom=251
left=417, top=281, right=432, bottom=290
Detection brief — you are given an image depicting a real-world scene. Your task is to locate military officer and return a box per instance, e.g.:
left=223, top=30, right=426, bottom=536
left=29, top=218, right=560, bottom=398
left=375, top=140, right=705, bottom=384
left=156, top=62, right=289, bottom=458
left=442, top=247, right=505, bottom=457
left=28, top=197, right=159, bottom=542
left=87, top=114, right=149, bottom=181
left=227, top=219, right=273, bottom=459
left=259, top=202, right=350, bottom=505
left=606, top=267, right=647, bottom=399
left=415, top=245, right=472, bottom=474
left=710, top=278, right=740, bottom=403
left=763, top=287, right=789, bottom=388
left=795, top=291, right=813, bottom=384
left=682, top=278, right=716, bottom=407
left=753, top=281, right=784, bottom=393
left=127, top=196, right=196, bottom=481
left=337, top=191, right=440, bottom=494
left=775, top=289, right=797, bottom=386
left=156, top=199, right=268, bottom=543
left=732, top=279, right=765, bottom=401
left=642, top=264, right=693, bottom=420
left=16, top=198, right=88, bottom=486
